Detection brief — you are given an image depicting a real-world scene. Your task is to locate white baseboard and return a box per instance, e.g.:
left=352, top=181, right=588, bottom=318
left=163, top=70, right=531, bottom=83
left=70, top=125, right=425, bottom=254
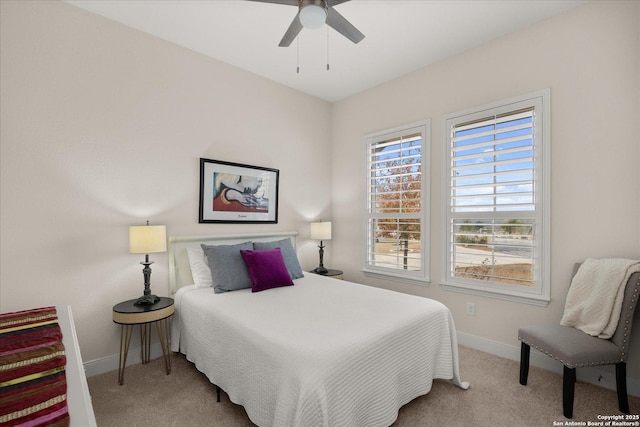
left=83, top=342, right=165, bottom=378
left=457, top=331, right=640, bottom=398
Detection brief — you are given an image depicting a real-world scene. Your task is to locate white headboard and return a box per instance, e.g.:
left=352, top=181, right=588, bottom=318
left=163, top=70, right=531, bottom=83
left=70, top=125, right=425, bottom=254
left=168, top=231, right=299, bottom=294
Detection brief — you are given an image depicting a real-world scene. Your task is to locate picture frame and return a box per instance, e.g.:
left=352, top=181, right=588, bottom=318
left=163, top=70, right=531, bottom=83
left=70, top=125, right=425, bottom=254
left=199, top=158, right=279, bottom=224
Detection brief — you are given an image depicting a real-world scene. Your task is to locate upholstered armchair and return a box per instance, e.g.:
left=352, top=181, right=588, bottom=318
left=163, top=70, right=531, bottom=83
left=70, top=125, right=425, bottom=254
left=518, top=263, right=640, bottom=418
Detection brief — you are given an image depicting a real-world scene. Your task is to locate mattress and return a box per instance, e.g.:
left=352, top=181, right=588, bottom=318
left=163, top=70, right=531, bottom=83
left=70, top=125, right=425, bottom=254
left=171, top=274, right=467, bottom=427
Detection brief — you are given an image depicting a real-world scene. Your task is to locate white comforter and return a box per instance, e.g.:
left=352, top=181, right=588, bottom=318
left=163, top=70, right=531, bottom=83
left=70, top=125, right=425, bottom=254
left=171, top=274, right=467, bottom=427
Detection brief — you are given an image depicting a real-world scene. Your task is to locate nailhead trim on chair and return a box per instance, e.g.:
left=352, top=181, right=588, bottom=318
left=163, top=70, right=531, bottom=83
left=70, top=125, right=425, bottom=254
left=619, top=277, right=640, bottom=356
left=517, top=337, right=623, bottom=369
left=518, top=275, right=640, bottom=369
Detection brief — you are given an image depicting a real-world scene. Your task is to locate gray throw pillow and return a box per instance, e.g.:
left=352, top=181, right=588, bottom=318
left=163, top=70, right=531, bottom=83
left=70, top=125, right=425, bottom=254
left=201, top=241, right=253, bottom=293
left=253, top=238, right=304, bottom=279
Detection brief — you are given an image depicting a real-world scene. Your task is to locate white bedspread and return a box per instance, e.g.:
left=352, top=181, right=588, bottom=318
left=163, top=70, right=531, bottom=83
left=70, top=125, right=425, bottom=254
left=171, top=274, right=467, bottom=427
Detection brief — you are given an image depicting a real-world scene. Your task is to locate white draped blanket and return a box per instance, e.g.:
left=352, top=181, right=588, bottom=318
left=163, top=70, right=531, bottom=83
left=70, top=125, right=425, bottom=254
left=171, top=274, right=468, bottom=427
left=561, top=258, right=640, bottom=339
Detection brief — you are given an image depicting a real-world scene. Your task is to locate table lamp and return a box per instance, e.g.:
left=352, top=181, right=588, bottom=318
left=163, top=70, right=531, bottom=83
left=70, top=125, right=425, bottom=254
left=129, top=221, right=166, bottom=306
left=310, top=221, right=331, bottom=274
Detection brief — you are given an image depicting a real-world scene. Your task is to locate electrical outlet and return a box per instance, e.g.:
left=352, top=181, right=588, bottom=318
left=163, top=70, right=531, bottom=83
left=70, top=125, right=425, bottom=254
left=466, top=302, right=476, bottom=316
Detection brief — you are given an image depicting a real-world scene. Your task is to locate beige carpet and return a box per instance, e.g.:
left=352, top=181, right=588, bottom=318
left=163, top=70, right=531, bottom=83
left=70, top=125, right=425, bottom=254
left=87, top=346, right=638, bottom=426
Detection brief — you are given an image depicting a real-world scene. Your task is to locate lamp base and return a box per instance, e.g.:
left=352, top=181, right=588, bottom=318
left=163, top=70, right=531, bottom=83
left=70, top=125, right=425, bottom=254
left=134, top=294, right=160, bottom=306
left=313, top=267, right=328, bottom=275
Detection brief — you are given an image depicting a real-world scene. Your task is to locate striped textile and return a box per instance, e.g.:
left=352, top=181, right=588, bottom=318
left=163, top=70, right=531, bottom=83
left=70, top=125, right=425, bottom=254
left=0, top=307, right=69, bottom=427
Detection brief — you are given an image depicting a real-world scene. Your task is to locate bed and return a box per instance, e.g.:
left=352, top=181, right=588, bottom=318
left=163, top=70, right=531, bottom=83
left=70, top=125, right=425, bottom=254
left=168, top=231, right=468, bottom=427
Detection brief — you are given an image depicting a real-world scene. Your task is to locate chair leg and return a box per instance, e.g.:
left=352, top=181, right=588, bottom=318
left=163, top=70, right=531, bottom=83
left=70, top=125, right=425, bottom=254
left=616, top=362, right=630, bottom=414
left=563, top=366, right=576, bottom=419
left=519, top=342, right=530, bottom=385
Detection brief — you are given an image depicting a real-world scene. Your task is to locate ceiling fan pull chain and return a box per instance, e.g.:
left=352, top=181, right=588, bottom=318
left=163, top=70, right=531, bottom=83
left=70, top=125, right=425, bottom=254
left=297, top=36, right=300, bottom=74
left=326, top=24, right=330, bottom=71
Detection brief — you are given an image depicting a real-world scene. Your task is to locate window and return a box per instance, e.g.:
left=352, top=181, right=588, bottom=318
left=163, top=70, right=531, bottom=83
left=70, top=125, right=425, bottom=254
left=441, top=90, right=550, bottom=305
left=364, top=120, right=430, bottom=284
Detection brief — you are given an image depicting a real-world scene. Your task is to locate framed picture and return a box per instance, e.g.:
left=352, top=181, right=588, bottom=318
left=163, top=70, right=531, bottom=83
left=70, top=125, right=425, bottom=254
left=199, top=158, right=279, bottom=224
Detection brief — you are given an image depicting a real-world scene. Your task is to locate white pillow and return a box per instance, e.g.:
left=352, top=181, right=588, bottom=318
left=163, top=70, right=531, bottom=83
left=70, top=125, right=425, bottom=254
left=187, top=246, right=213, bottom=288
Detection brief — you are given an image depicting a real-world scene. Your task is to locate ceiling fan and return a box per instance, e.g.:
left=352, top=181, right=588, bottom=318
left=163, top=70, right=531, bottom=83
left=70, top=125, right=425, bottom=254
left=248, top=0, right=365, bottom=47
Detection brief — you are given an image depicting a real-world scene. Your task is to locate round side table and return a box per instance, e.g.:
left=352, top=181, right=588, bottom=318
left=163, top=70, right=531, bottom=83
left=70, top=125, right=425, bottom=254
left=112, top=297, right=174, bottom=385
left=309, top=269, right=344, bottom=280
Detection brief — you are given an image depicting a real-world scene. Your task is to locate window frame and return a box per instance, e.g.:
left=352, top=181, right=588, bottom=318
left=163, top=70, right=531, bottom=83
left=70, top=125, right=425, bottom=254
left=363, top=120, right=431, bottom=285
left=440, top=90, right=550, bottom=306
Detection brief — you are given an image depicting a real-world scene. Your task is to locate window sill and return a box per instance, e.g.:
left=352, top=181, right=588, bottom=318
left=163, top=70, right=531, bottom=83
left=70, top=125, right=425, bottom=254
left=440, top=281, right=550, bottom=307
left=362, top=269, right=430, bottom=287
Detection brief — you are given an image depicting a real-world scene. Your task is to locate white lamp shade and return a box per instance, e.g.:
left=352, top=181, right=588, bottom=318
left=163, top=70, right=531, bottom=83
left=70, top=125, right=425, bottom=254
left=129, top=225, right=167, bottom=254
left=310, top=221, right=332, bottom=240
left=299, top=5, right=326, bottom=29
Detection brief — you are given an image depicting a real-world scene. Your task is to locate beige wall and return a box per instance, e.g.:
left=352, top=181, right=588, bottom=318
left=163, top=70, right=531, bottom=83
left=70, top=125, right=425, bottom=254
left=0, top=1, right=332, bottom=362
left=332, top=0, right=640, bottom=375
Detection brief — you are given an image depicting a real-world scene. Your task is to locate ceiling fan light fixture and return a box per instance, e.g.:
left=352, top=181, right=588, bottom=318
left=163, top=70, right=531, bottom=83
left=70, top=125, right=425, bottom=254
left=299, top=5, right=326, bottom=30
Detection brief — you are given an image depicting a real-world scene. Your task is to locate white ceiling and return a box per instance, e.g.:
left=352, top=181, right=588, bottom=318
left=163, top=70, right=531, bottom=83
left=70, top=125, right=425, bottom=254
left=64, top=0, right=586, bottom=102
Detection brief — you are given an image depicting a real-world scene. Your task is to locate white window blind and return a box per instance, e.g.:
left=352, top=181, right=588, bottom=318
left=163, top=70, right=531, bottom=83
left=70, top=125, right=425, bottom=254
left=451, top=108, right=535, bottom=213
left=364, top=121, right=429, bottom=283
left=442, top=90, right=550, bottom=305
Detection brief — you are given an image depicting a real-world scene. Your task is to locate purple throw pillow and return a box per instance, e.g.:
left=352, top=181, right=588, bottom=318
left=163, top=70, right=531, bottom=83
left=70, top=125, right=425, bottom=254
left=240, top=248, right=295, bottom=293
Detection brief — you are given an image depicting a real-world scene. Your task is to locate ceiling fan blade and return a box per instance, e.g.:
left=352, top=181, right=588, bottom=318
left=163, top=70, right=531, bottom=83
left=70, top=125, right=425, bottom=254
left=245, top=0, right=299, bottom=5
left=327, top=0, right=351, bottom=6
left=326, top=6, right=364, bottom=44
left=279, top=13, right=303, bottom=47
